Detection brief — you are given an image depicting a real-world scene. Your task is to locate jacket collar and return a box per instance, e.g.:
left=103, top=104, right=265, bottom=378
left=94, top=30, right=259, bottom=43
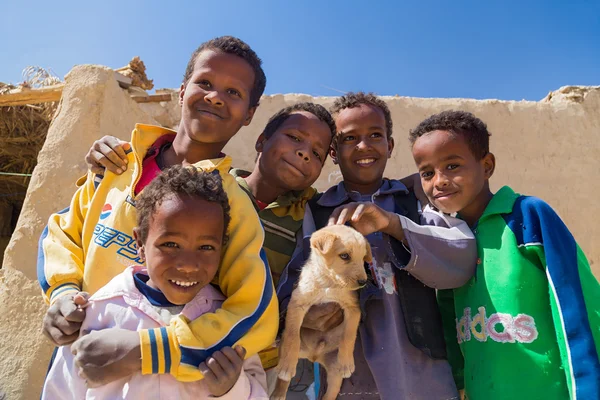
left=477, top=186, right=520, bottom=223
left=230, top=168, right=317, bottom=210
left=317, top=179, right=409, bottom=208
left=129, top=124, right=232, bottom=197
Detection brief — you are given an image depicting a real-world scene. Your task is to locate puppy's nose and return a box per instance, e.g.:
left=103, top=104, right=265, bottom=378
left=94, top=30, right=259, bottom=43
left=357, top=279, right=368, bottom=287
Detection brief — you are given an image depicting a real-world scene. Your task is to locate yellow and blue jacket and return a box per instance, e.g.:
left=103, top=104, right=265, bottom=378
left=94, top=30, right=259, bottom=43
left=37, top=124, right=278, bottom=381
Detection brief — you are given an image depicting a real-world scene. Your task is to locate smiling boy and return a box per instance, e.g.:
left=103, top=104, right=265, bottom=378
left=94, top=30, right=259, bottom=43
left=410, top=110, right=600, bottom=400
left=39, top=36, right=278, bottom=385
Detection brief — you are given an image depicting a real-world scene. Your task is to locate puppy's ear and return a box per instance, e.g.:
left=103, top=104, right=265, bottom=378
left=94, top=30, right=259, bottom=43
left=363, top=240, right=373, bottom=264
left=311, top=231, right=337, bottom=255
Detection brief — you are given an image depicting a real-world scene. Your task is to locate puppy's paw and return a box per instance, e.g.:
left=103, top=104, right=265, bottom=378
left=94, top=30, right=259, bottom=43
left=270, top=395, right=286, bottom=400
left=337, top=355, right=355, bottom=378
left=276, top=359, right=297, bottom=382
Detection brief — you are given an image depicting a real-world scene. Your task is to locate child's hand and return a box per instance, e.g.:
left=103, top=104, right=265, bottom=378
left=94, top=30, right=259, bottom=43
left=328, top=202, right=399, bottom=237
left=42, top=292, right=90, bottom=346
left=85, top=135, right=129, bottom=175
left=72, top=328, right=141, bottom=387
left=199, top=346, right=246, bottom=397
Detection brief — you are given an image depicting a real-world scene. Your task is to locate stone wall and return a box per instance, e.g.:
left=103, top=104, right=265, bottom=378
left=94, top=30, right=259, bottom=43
left=1, top=62, right=598, bottom=398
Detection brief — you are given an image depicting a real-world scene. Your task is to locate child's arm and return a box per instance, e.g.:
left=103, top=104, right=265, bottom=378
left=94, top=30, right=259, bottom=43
left=328, top=202, right=477, bottom=289
left=399, top=205, right=477, bottom=288
left=38, top=172, right=97, bottom=344
left=38, top=171, right=96, bottom=304
left=515, top=197, right=600, bottom=399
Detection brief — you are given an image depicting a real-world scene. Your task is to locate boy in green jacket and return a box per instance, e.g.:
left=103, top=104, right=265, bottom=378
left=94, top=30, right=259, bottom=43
left=410, top=110, right=600, bottom=400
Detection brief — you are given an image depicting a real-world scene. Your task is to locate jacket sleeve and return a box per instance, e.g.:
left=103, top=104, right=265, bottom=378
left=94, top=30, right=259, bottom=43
left=388, top=205, right=477, bottom=289
left=37, top=172, right=97, bottom=304
left=210, top=354, right=268, bottom=399
left=436, top=288, right=464, bottom=390
left=515, top=196, right=600, bottom=399
left=139, top=178, right=278, bottom=382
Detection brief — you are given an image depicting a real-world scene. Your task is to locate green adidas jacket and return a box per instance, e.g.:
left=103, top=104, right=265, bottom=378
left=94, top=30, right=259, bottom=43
left=439, top=186, right=600, bottom=400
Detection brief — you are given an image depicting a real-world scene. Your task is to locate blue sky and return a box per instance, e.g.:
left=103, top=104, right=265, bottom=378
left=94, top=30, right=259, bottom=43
left=1, top=0, right=598, bottom=100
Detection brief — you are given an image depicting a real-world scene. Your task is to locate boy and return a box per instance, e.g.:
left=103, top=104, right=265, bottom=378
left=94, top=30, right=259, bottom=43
left=410, top=110, right=600, bottom=399
left=231, top=102, right=335, bottom=285
left=39, top=36, right=278, bottom=385
left=43, top=166, right=269, bottom=399
left=280, top=92, right=478, bottom=399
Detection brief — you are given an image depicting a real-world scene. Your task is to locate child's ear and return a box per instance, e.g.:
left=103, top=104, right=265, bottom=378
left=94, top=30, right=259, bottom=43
left=387, top=137, right=395, bottom=158
left=329, top=145, right=338, bottom=165
left=482, top=152, right=496, bottom=179
left=178, top=83, right=185, bottom=106
left=133, top=228, right=146, bottom=262
left=255, top=134, right=266, bottom=152
left=243, top=106, right=257, bottom=126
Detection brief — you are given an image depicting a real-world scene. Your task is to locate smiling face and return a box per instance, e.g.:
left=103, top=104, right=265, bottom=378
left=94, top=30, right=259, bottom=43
left=331, top=104, right=394, bottom=195
left=134, top=194, right=224, bottom=305
left=256, top=111, right=332, bottom=192
left=178, top=49, right=257, bottom=147
left=411, top=129, right=495, bottom=224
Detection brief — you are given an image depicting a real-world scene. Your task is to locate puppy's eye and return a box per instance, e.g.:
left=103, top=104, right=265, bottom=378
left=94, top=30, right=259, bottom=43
left=339, top=253, right=350, bottom=260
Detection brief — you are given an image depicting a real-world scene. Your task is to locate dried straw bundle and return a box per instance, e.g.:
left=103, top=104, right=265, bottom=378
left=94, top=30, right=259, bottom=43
left=0, top=67, right=61, bottom=204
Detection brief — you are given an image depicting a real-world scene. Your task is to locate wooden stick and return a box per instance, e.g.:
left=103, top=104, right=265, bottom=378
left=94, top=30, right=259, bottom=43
left=0, top=80, right=172, bottom=106
left=0, top=84, right=64, bottom=107
left=131, top=94, right=172, bottom=103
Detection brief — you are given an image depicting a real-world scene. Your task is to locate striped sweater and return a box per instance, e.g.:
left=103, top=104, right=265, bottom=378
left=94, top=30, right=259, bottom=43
left=230, top=169, right=316, bottom=286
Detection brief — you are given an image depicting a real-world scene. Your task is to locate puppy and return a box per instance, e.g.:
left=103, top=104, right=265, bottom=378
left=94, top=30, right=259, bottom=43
left=272, top=225, right=372, bottom=400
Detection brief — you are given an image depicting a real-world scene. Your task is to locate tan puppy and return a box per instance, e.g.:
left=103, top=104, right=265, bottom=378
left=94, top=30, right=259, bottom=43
left=272, top=225, right=372, bottom=400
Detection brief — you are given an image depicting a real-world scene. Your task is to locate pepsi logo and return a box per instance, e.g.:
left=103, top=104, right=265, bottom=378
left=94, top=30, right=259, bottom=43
left=99, top=204, right=112, bottom=220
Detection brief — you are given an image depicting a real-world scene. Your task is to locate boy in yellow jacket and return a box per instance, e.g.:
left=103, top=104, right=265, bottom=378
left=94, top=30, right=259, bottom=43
left=39, top=36, right=278, bottom=385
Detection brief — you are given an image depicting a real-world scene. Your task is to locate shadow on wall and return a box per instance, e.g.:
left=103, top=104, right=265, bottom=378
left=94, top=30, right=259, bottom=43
left=0, top=201, right=20, bottom=268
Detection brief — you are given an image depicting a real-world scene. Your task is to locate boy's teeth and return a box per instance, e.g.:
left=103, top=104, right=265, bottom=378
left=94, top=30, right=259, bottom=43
left=356, top=158, right=375, bottom=165
left=170, top=280, right=198, bottom=287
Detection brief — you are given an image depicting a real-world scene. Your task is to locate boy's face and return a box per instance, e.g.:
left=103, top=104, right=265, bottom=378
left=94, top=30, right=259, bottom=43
left=331, top=104, right=394, bottom=191
left=179, top=49, right=257, bottom=146
left=256, top=111, right=331, bottom=191
left=412, top=130, right=495, bottom=215
left=134, top=195, right=224, bottom=305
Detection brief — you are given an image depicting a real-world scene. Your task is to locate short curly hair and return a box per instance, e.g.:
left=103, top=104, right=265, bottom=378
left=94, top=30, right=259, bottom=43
left=329, top=92, right=393, bottom=145
left=409, top=110, right=491, bottom=160
left=182, top=36, right=266, bottom=108
left=262, top=102, right=336, bottom=142
left=136, top=165, right=231, bottom=245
